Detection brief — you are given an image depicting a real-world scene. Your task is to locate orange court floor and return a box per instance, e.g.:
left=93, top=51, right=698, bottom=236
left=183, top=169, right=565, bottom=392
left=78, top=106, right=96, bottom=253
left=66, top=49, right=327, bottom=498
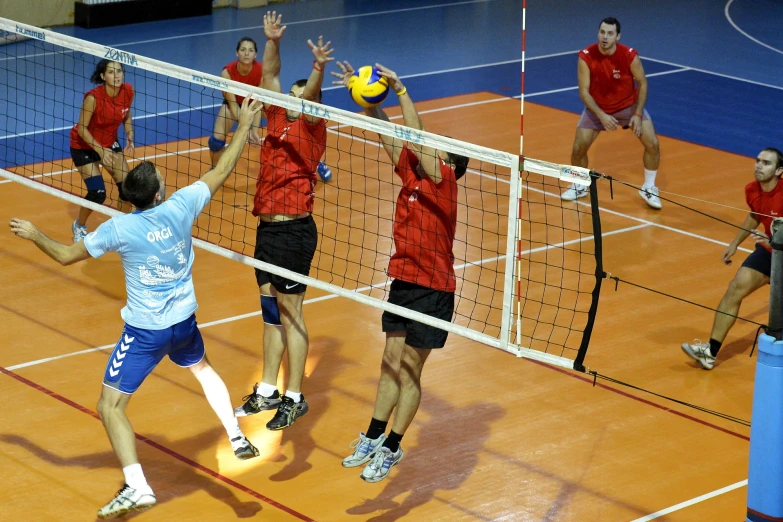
left=0, top=93, right=761, bottom=521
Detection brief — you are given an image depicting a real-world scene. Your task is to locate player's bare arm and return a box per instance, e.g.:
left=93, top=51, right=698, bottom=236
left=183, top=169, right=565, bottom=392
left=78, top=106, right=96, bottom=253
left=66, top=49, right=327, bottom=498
left=302, top=35, right=334, bottom=124
left=628, top=56, right=648, bottom=138
left=9, top=218, right=91, bottom=265
left=261, top=11, right=285, bottom=105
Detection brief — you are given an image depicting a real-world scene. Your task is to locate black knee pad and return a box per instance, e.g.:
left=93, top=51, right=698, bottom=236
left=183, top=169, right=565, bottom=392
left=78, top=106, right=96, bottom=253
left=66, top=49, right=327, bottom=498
left=85, top=190, right=107, bottom=205
left=116, top=181, right=128, bottom=202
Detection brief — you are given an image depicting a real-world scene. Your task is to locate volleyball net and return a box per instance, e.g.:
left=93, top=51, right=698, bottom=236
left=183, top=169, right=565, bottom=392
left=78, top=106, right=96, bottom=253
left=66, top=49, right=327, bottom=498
left=0, top=18, right=603, bottom=371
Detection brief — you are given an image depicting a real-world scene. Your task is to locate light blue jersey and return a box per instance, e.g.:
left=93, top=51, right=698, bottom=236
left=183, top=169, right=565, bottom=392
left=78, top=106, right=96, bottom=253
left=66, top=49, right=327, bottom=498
left=84, top=181, right=212, bottom=330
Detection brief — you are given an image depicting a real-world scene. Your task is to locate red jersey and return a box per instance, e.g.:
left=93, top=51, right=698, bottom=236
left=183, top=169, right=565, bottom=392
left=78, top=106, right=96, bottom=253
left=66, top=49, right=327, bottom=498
left=389, top=146, right=458, bottom=292
left=746, top=179, right=783, bottom=252
left=578, top=43, right=639, bottom=113
left=224, top=60, right=262, bottom=105
left=252, top=104, right=327, bottom=216
left=69, top=83, right=133, bottom=150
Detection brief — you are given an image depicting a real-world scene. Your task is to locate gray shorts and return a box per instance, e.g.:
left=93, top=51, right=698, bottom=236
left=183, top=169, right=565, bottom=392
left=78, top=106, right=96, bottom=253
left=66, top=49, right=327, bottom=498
left=577, top=105, right=651, bottom=130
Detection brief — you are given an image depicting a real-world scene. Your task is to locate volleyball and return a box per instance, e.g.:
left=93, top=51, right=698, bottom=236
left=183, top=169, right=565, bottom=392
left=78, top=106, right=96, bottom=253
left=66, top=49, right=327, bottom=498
left=348, top=66, right=389, bottom=108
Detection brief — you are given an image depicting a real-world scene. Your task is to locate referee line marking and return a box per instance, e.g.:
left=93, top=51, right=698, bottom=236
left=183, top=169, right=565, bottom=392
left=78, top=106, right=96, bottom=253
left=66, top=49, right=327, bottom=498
left=5, top=224, right=645, bottom=371
left=630, top=479, right=747, bottom=521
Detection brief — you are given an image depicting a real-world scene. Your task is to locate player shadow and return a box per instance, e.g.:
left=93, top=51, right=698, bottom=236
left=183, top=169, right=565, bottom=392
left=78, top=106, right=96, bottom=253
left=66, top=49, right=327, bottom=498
left=714, top=328, right=766, bottom=366
left=251, top=335, right=356, bottom=483
left=345, top=393, right=505, bottom=521
left=0, top=427, right=263, bottom=519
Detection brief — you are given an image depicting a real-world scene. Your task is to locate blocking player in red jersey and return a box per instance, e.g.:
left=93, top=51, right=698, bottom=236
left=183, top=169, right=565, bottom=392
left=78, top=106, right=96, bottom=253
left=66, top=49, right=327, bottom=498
left=682, top=148, right=783, bottom=370
left=561, top=17, right=663, bottom=210
left=208, top=37, right=266, bottom=167
left=331, top=60, right=469, bottom=483
left=233, top=11, right=334, bottom=430
left=69, top=59, right=135, bottom=242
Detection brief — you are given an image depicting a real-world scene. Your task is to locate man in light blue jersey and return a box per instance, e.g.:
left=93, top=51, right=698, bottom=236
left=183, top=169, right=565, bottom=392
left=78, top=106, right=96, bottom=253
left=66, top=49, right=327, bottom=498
left=9, top=96, right=265, bottom=520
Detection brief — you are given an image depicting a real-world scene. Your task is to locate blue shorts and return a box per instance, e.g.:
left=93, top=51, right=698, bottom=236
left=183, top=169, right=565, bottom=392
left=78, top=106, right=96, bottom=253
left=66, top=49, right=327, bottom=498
left=103, top=314, right=205, bottom=394
left=741, top=244, right=772, bottom=277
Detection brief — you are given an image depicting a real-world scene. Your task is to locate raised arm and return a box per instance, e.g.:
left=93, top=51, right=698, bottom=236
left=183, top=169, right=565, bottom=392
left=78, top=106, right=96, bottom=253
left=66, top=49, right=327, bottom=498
left=376, top=63, right=443, bottom=184
left=123, top=92, right=135, bottom=156
left=200, top=96, right=265, bottom=196
left=9, top=219, right=90, bottom=266
left=628, top=55, right=648, bottom=138
left=331, top=60, right=403, bottom=165
left=577, top=58, right=617, bottom=131
left=261, top=11, right=285, bottom=102
left=301, top=36, right=334, bottom=124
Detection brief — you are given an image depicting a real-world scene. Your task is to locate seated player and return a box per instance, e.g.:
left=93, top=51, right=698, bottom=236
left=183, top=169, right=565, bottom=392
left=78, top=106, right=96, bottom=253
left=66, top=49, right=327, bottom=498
left=682, top=148, right=783, bottom=369
left=69, top=59, right=135, bottom=242
left=560, top=17, right=663, bottom=209
left=332, top=61, right=469, bottom=482
left=10, top=96, right=265, bottom=519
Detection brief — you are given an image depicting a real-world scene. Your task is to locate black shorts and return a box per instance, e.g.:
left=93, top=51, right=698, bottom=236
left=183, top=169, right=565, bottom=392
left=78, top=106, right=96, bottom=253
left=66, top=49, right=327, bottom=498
left=254, top=215, right=318, bottom=294
left=741, top=244, right=772, bottom=277
left=70, top=141, right=122, bottom=167
left=381, top=279, right=455, bottom=349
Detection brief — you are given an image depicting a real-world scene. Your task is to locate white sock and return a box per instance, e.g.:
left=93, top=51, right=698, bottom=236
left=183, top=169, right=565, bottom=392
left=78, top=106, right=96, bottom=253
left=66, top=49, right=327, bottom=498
left=643, top=169, right=657, bottom=189
left=225, top=417, right=243, bottom=441
left=285, top=390, right=302, bottom=403
left=122, top=463, right=148, bottom=489
left=257, top=382, right=278, bottom=397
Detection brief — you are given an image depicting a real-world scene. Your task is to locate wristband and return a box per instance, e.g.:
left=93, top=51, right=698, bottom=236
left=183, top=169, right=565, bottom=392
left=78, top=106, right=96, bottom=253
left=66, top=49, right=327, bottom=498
left=395, top=86, right=407, bottom=97
left=634, top=113, right=643, bottom=118
left=312, top=60, right=323, bottom=72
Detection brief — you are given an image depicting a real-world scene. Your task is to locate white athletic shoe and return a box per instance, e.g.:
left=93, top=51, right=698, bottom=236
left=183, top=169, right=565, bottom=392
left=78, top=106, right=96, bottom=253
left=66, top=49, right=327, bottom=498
left=97, top=484, right=156, bottom=519
left=681, top=340, right=715, bottom=370
left=72, top=220, right=88, bottom=243
left=639, top=186, right=663, bottom=209
left=561, top=183, right=588, bottom=201
left=342, top=433, right=386, bottom=468
left=360, top=446, right=404, bottom=483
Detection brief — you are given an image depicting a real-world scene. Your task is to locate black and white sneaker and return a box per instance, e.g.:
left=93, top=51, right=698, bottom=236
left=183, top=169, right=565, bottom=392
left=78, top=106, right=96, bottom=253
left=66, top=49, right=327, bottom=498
left=266, top=395, right=309, bottom=431
left=231, top=435, right=260, bottom=460
left=234, top=384, right=282, bottom=417
left=96, top=484, right=156, bottom=519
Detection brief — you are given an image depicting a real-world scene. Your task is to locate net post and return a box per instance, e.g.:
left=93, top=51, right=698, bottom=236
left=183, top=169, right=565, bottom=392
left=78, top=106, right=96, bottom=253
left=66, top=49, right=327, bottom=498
left=572, top=172, right=603, bottom=373
left=500, top=157, right=523, bottom=356
left=746, top=218, right=783, bottom=522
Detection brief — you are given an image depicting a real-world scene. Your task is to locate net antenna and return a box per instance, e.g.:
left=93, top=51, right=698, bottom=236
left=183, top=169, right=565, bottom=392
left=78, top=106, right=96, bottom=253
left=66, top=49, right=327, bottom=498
left=0, top=17, right=602, bottom=371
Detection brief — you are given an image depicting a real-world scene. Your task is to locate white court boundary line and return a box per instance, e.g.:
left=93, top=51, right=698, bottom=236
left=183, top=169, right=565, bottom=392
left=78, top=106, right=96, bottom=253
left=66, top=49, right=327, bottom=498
left=5, top=222, right=648, bottom=371
left=631, top=479, right=747, bottom=521
left=725, top=0, right=783, bottom=57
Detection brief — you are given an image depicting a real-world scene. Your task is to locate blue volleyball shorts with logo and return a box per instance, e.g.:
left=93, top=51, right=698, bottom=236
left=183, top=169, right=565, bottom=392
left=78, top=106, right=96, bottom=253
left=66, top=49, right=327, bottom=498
left=102, top=314, right=205, bottom=394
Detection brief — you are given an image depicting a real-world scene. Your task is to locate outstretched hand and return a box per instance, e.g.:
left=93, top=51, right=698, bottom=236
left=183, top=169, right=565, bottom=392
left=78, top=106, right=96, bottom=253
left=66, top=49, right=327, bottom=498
left=9, top=218, right=38, bottom=241
left=308, top=36, right=334, bottom=67
left=374, top=63, right=403, bottom=93
left=330, top=60, right=355, bottom=87
left=237, top=95, right=265, bottom=130
left=263, top=11, right=286, bottom=41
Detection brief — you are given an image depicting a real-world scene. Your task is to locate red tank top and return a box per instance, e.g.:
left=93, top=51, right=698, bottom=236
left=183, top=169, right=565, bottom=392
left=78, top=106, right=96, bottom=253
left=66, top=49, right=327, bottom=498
left=252, top=105, right=327, bottom=216
left=578, top=43, right=638, bottom=113
left=69, top=83, right=133, bottom=150
left=389, top=146, right=458, bottom=292
left=746, top=179, right=783, bottom=252
left=224, top=60, right=262, bottom=106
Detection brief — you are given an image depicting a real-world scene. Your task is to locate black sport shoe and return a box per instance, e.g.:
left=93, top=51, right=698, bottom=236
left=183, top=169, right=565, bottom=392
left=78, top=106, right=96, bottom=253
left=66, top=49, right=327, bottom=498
left=234, top=384, right=282, bottom=417
left=231, top=436, right=260, bottom=460
left=266, top=395, right=309, bottom=431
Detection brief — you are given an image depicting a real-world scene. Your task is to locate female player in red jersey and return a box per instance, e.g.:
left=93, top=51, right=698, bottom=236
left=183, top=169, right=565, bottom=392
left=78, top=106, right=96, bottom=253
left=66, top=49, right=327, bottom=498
left=208, top=37, right=266, bottom=167
left=561, top=17, right=663, bottom=209
left=69, top=59, right=135, bottom=242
